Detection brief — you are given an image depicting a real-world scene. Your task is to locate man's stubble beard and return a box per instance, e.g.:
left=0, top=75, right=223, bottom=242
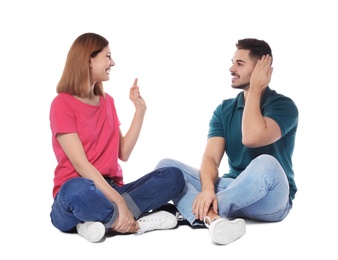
left=231, top=82, right=250, bottom=90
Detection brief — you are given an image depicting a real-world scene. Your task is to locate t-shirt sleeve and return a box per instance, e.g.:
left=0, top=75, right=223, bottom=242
left=208, top=103, right=225, bottom=139
left=264, top=96, right=298, bottom=137
left=50, top=95, right=77, bottom=137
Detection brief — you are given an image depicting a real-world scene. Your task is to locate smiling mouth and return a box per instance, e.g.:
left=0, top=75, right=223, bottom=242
left=231, top=76, right=239, bottom=83
left=231, top=73, right=239, bottom=79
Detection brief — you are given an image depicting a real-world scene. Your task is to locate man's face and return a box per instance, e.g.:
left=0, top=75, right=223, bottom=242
left=229, top=49, right=256, bottom=90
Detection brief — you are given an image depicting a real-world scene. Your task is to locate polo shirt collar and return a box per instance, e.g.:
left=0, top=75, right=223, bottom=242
left=236, top=86, right=272, bottom=109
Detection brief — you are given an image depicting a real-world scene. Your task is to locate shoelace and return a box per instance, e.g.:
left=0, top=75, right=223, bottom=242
left=175, top=212, right=185, bottom=221
left=138, top=217, right=163, bottom=223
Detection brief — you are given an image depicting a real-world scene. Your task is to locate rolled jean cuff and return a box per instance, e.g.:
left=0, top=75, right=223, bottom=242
left=121, top=192, right=142, bottom=219
left=103, top=203, right=119, bottom=228
left=103, top=192, right=142, bottom=228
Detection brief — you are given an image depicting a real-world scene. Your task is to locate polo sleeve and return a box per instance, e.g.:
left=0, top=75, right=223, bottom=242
left=208, top=103, right=225, bottom=138
left=264, top=96, right=298, bottom=137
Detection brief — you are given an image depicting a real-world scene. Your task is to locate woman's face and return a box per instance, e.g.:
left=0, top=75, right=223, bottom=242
left=90, top=45, right=115, bottom=83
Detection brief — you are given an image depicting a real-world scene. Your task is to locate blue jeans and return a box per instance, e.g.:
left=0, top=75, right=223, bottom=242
left=50, top=167, right=184, bottom=232
left=155, top=154, right=291, bottom=226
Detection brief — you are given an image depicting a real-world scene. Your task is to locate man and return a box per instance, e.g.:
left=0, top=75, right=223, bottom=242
left=156, top=38, right=298, bottom=245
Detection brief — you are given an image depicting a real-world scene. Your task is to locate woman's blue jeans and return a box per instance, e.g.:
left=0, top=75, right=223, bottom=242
left=50, top=167, right=184, bottom=232
left=155, top=154, right=292, bottom=226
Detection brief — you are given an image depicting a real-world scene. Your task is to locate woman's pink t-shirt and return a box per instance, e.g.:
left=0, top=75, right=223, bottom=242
left=50, top=93, right=124, bottom=198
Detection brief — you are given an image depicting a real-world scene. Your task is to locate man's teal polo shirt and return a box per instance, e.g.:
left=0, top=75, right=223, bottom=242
left=208, top=87, right=298, bottom=202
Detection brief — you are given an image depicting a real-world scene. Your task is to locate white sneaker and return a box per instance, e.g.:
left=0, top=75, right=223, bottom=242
left=204, top=217, right=246, bottom=245
left=76, top=221, right=106, bottom=242
left=137, top=210, right=178, bottom=234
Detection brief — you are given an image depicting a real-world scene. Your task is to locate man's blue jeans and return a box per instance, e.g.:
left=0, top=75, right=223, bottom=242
left=155, top=154, right=292, bottom=226
left=50, top=167, right=184, bottom=232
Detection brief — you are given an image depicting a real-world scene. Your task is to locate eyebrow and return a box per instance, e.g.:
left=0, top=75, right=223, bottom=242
left=232, top=59, right=246, bottom=64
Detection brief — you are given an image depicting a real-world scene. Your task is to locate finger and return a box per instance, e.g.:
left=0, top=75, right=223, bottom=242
left=192, top=199, right=197, bottom=214
left=193, top=202, right=200, bottom=219
left=199, top=203, right=206, bottom=220
left=130, top=86, right=139, bottom=99
left=193, top=201, right=202, bottom=218
left=256, top=55, right=271, bottom=72
left=199, top=204, right=206, bottom=220
left=261, top=55, right=270, bottom=67
left=133, top=78, right=138, bottom=87
left=213, top=200, right=218, bottom=214
left=263, top=55, right=272, bottom=67
left=264, top=57, right=273, bottom=75
left=192, top=203, right=197, bottom=216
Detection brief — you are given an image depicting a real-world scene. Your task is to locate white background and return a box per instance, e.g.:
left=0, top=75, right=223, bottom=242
left=1, top=0, right=336, bottom=259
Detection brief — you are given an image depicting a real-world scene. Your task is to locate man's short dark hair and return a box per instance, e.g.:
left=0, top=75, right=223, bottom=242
left=236, top=38, right=272, bottom=63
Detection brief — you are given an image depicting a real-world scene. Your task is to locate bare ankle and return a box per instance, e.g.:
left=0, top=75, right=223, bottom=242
left=206, top=209, right=220, bottom=223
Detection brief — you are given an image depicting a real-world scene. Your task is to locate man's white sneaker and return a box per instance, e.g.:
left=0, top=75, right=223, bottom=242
left=76, top=221, right=106, bottom=242
left=137, top=210, right=178, bottom=234
left=204, top=217, right=246, bottom=245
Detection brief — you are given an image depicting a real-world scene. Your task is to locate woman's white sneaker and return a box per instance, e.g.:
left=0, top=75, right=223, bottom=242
left=204, top=217, right=246, bottom=245
left=137, top=210, right=178, bottom=234
left=76, top=221, right=106, bottom=242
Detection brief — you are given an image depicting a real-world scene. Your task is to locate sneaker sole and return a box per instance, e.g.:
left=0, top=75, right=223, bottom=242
left=209, top=218, right=246, bottom=245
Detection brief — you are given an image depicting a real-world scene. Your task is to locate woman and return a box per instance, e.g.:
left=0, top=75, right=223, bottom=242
left=49, top=32, right=184, bottom=243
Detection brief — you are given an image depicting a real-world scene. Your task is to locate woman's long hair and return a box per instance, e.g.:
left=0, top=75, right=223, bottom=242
left=56, top=33, right=109, bottom=97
